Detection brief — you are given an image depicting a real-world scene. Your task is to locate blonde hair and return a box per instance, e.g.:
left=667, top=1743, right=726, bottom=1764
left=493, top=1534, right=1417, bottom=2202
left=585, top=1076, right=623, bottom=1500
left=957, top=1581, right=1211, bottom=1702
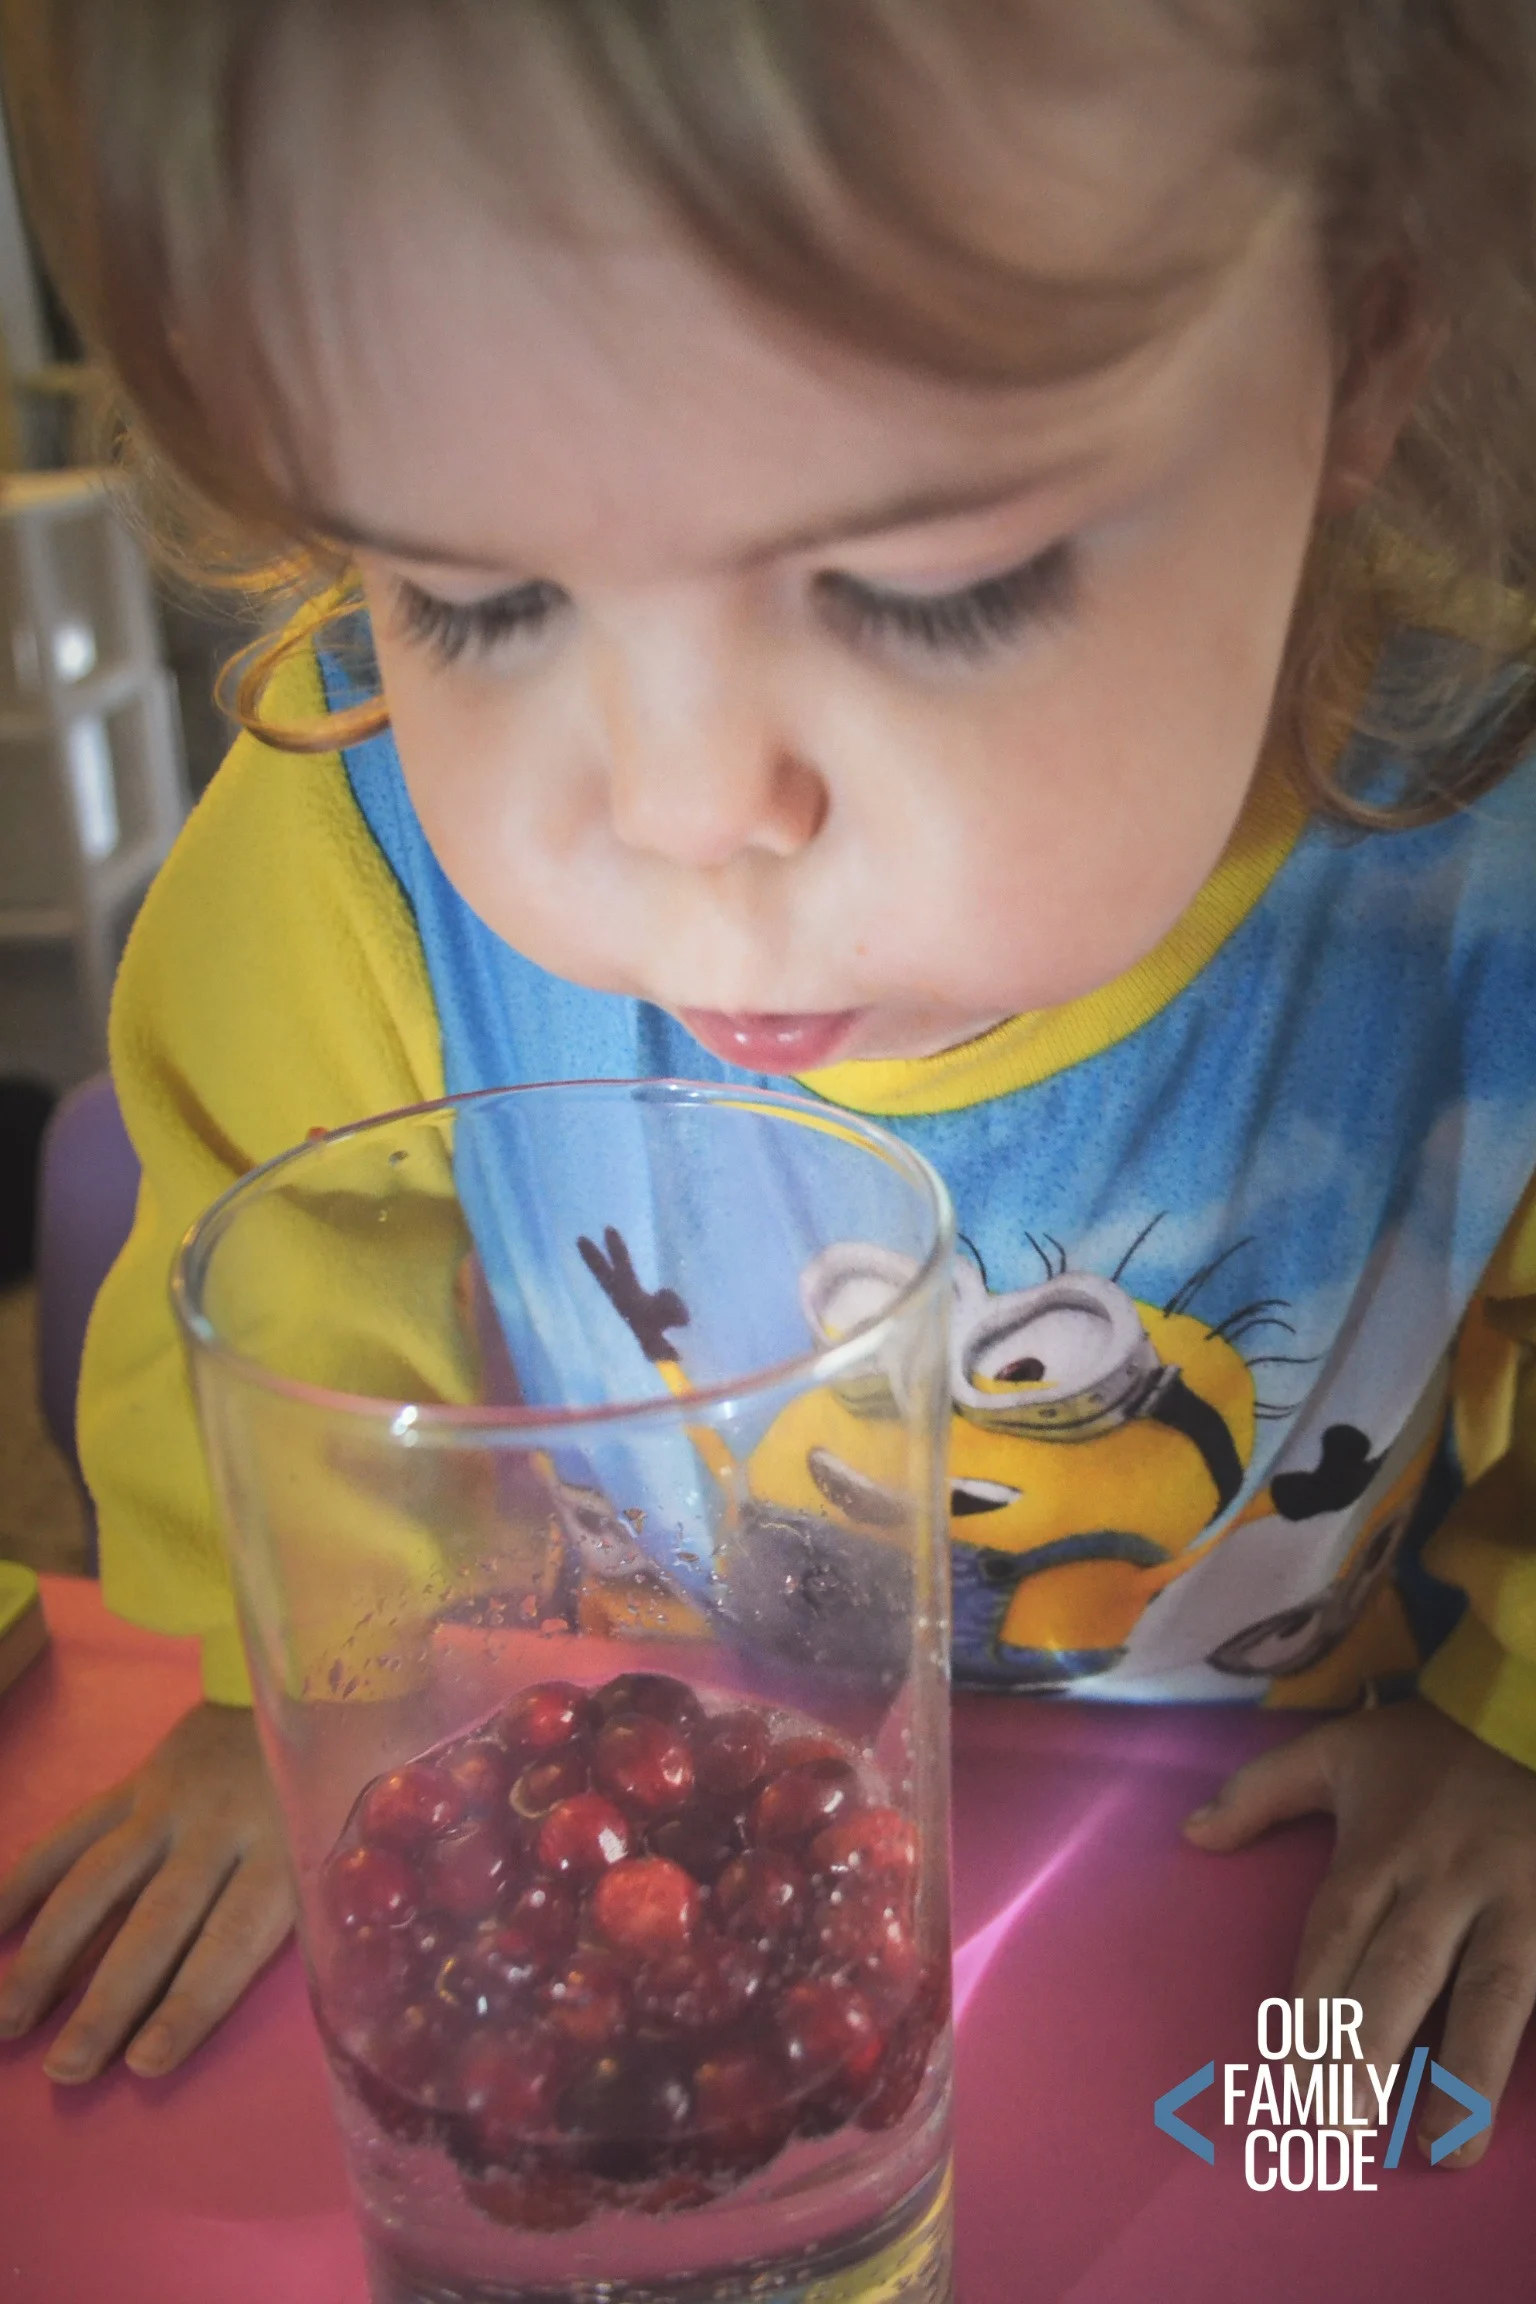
left=5, top=0, right=1536, bottom=821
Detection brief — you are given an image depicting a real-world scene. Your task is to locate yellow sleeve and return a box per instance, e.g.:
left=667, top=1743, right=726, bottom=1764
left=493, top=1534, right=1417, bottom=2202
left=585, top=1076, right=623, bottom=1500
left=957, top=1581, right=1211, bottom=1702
left=1418, top=1170, right=1536, bottom=1768
left=78, top=643, right=445, bottom=1705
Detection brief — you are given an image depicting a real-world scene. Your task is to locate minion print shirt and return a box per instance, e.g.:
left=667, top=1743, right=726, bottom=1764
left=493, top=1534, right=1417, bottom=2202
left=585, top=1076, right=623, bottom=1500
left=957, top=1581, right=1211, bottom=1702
left=324, top=643, right=1536, bottom=1716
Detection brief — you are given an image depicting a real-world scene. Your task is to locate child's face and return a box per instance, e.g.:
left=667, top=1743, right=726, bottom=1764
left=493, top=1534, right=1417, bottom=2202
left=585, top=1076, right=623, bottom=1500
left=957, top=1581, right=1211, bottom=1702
left=293, top=66, right=1339, bottom=1072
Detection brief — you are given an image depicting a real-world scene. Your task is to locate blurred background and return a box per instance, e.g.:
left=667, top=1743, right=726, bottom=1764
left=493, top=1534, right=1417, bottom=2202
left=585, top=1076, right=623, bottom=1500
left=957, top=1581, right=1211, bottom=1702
left=0, top=85, right=256, bottom=1586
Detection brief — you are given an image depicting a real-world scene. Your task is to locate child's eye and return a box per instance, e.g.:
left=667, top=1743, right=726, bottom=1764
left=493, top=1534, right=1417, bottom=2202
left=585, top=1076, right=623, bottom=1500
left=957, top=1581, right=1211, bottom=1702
left=814, top=539, right=1077, bottom=663
left=394, top=577, right=568, bottom=666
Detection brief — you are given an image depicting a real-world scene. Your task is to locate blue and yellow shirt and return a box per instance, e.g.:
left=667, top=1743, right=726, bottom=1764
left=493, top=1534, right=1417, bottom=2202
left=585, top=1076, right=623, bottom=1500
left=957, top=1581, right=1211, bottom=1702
left=80, top=637, right=1536, bottom=1768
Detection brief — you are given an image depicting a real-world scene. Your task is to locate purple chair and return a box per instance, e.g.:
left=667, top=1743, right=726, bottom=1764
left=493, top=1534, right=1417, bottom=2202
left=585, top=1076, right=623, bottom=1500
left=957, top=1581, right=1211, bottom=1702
left=34, top=1074, right=141, bottom=1568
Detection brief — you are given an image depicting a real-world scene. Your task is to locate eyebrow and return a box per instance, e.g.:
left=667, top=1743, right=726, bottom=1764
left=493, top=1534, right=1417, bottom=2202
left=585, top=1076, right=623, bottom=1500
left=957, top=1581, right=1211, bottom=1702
left=313, top=455, right=1092, bottom=577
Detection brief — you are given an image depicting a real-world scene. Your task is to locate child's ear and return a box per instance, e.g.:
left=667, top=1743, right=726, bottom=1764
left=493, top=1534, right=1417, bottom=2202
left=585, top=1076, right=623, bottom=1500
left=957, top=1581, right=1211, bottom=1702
left=1319, top=266, right=1443, bottom=514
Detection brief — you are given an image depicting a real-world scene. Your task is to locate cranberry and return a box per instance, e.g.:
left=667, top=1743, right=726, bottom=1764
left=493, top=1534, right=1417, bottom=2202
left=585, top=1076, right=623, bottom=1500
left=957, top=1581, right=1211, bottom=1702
left=776, top=1978, right=884, bottom=2104
left=435, top=1920, right=544, bottom=2024
left=359, top=1995, right=470, bottom=2107
left=858, top=1960, right=950, bottom=2132
left=443, top=1738, right=514, bottom=1813
left=771, top=1733, right=853, bottom=1770
left=593, top=1714, right=695, bottom=1815
left=692, top=2046, right=794, bottom=2174
left=407, top=1910, right=457, bottom=1969
left=561, top=2046, right=694, bottom=2182
left=323, top=1843, right=420, bottom=1933
left=498, top=1879, right=579, bottom=1969
left=750, top=1760, right=861, bottom=1850
left=633, top=1939, right=767, bottom=2036
left=323, top=1924, right=418, bottom=2024
left=541, top=1950, right=631, bottom=2049
left=510, top=1751, right=590, bottom=1819
left=463, top=2163, right=598, bottom=2231
left=809, top=1884, right=919, bottom=2003
left=809, top=1807, right=918, bottom=1887
left=594, top=1673, right=703, bottom=1730
left=590, top=1857, right=703, bottom=1960
left=695, top=1710, right=772, bottom=1798
left=423, top=1822, right=516, bottom=1921
left=496, top=1681, right=595, bottom=1757
left=537, top=1792, right=632, bottom=1881
left=634, top=2170, right=720, bottom=2216
left=647, top=1804, right=743, bottom=1883
left=359, top=1760, right=468, bottom=1849
left=713, top=1849, right=809, bottom=1953
left=456, top=2023, right=564, bottom=2161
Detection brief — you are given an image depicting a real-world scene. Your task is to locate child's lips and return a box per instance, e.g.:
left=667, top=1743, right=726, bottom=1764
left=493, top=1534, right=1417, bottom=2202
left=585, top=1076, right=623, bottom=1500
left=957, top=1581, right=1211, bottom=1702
left=677, top=1010, right=864, bottom=1071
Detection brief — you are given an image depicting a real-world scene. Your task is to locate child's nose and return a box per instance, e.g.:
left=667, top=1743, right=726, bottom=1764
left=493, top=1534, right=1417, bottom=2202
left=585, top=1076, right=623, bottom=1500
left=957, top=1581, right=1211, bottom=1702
left=598, top=628, right=828, bottom=869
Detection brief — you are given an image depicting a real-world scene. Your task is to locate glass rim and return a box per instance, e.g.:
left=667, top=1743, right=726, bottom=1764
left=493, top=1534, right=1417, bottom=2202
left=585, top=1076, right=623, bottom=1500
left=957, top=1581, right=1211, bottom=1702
left=171, top=1078, right=955, bottom=1442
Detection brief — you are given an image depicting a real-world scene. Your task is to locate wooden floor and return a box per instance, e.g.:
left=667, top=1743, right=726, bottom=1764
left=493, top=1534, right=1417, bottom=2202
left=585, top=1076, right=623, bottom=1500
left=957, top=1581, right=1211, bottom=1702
left=0, top=1283, right=87, bottom=1577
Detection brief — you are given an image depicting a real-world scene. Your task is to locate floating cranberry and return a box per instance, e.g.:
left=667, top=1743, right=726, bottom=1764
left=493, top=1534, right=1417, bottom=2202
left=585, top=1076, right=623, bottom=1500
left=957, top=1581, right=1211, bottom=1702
left=593, top=1714, right=695, bottom=1815
left=435, top=1921, right=542, bottom=2024
left=695, top=1710, right=772, bottom=1799
left=324, top=1923, right=418, bottom=2023
left=594, top=1673, right=703, bottom=1730
left=497, top=1681, right=595, bottom=1758
left=323, top=1843, right=420, bottom=1933
left=777, top=1978, right=883, bottom=2102
left=561, top=2046, right=694, bottom=2182
left=809, top=1884, right=919, bottom=2002
left=713, top=1849, right=809, bottom=1952
left=647, top=1803, right=742, bottom=1883
left=443, top=1738, right=513, bottom=1813
left=542, top=1950, right=631, bottom=2049
left=809, top=1807, right=917, bottom=1887
left=771, top=1733, right=853, bottom=1771
left=537, top=1792, right=632, bottom=1881
left=749, top=1759, right=861, bottom=1850
left=692, top=2046, right=794, bottom=2174
left=359, top=1760, right=468, bottom=1850
left=498, top=1879, right=579, bottom=1969
left=407, top=1910, right=457, bottom=1970
left=858, top=1959, right=950, bottom=2131
left=359, top=1994, right=470, bottom=2107
left=456, top=2023, right=564, bottom=2161
left=510, top=1751, right=590, bottom=1819
left=590, top=1857, right=703, bottom=1961
left=463, top=2163, right=599, bottom=2231
left=633, top=1938, right=767, bottom=2036
left=423, top=1822, right=516, bottom=1921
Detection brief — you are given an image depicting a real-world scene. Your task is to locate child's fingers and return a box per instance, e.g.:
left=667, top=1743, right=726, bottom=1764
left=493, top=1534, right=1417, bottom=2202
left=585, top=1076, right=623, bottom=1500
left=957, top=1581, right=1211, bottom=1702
left=1181, top=1727, right=1336, bottom=1850
left=1290, top=1862, right=1398, bottom=2012
left=1335, top=1877, right=1474, bottom=2083
left=123, top=1850, right=296, bottom=2077
left=0, top=1812, right=167, bottom=2040
left=0, top=1782, right=136, bottom=1938
left=39, top=1841, right=239, bottom=2082
left=1415, top=1902, right=1536, bottom=2169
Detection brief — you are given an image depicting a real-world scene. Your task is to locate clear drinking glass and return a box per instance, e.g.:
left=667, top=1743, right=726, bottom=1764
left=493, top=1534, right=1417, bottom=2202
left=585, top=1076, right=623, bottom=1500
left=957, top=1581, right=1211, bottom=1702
left=175, top=1081, right=955, bottom=2304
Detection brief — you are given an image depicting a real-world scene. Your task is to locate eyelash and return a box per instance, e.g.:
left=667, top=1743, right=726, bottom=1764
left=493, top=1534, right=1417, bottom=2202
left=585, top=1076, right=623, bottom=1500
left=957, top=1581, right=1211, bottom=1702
left=394, top=538, right=1077, bottom=670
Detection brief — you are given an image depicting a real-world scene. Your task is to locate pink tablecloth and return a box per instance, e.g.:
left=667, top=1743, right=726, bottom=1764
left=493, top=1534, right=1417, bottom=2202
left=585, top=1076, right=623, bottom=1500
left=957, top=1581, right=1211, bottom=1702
left=3, top=1577, right=1533, bottom=2302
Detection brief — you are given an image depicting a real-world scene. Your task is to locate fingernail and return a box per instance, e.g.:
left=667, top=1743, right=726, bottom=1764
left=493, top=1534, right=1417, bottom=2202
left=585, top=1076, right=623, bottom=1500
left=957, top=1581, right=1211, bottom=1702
left=1183, top=1803, right=1216, bottom=1826
left=43, top=2043, right=92, bottom=2082
left=125, top=2024, right=171, bottom=2076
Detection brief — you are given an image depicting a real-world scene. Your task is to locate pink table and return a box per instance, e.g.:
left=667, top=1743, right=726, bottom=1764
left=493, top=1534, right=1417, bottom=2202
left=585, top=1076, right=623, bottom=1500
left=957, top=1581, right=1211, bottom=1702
left=3, top=1576, right=1532, bottom=2302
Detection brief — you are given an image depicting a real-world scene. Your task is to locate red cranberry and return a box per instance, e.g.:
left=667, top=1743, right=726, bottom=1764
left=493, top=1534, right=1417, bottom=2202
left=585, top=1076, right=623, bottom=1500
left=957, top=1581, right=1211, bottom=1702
left=771, top=1733, right=852, bottom=1770
left=590, top=1858, right=703, bottom=1961
left=435, top=1921, right=544, bottom=2024
left=713, top=1849, right=809, bottom=1952
left=498, top=1879, right=579, bottom=1969
left=510, top=1751, right=590, bottom=1819
left=695, top=1710, right=772, bottom=1798
left=537, top=1792, right=632, bottom=1881
left=776, top=1978, right=883, bottom=2100
left=594, top=1673, right=703, bottom=1730
left=633, top=1938, right=767, bottom=2036
left=443, top=1738, right=513, bottom=1813
left=809, top=1884, right=919, bottom=2002
left=561, top=2047, right=695, bottom=2182
left=496, top=1681, right=595, bottom=1757
left=750, top=1759, right=861, bottom=1850
left=858, top=1959, right=950, bottom=2132
left=809, top=1807, right=918, bottom=1887
left=423, top=1822, right=516, bottom=1921
left=692, top=2046, right=794, bottom=2174
left=359, top=1995, right=470, bottom=2107
left=646, top=1804, right=742, bottom=1884
left=359, top=1761, right=468, bottom=1849
left=541, top=1950, right=631, bottom=2049
left=324, top=1923, right=418, bottom=2023
left=407, top=1910, right=457, bottom=1969
left=634, top=2170, right=720, bottom=2216
left=456, top=2023, right=564, bottom=2161
left=463, top=2164, right=599, bottom=2231
left=323, top=1843, right=420, bottom=1933
left=593, top=1714, right=695, bottom=1816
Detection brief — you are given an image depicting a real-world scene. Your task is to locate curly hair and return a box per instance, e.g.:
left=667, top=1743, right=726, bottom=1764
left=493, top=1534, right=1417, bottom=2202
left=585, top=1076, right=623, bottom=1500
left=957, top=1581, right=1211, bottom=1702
left=4, top=0, right=1536, bottom=823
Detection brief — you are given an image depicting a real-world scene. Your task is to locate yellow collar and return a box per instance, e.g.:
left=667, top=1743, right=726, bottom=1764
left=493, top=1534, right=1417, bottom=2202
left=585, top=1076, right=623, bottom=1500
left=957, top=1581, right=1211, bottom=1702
left=800, top=760, right=1309, bottom=1118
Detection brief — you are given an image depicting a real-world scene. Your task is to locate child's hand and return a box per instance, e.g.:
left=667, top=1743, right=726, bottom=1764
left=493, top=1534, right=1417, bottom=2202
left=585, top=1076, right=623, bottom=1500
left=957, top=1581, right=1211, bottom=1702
left=1182, top=1698, right=1536, bottom=2165
left=0, top=1702, right=293, bottom=2081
